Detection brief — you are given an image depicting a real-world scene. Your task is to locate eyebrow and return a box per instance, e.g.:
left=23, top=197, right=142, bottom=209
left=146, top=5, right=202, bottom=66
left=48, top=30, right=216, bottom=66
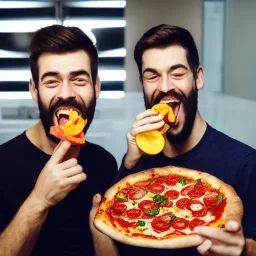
left=40, top=69, right=91, bottom=81
left=41, top=71, right=59, bottom=81
left=142, top=64, right=188, bottom=76
left=70, top=69, right=91, bottom=78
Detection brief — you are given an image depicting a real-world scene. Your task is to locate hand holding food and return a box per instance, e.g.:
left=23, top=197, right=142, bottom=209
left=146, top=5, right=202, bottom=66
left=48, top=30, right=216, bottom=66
left=50, top=109, right=87, bottom=145
left=136, top=103, right=175, bottom=155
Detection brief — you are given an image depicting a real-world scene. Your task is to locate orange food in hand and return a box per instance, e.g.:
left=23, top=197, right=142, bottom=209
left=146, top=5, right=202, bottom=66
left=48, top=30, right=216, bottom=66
left=151, top=103, right=175, bottom=123
left=136, top=130, right=165, bottom=155
left=158, top=123, right=170, bottom=134
left=60, top=110, right=87, bottom=136
left=50, top=110, right=87, bottom=145
left=151, top=103, right=171, bottom=121
left=50, top=126, right=86, bottom=145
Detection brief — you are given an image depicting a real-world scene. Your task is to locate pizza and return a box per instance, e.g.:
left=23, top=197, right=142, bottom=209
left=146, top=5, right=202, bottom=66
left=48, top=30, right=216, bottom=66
left=94, top=166, right=240, bottom=249
left=50, top=109, right=87, bottom=145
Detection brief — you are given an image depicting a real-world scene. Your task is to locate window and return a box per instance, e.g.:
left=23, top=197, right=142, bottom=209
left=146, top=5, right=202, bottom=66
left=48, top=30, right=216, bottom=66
left=0, top=0, right=126, bottom=99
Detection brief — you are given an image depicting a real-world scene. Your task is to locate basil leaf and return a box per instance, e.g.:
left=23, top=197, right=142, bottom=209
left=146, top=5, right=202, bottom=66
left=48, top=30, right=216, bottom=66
left=115, top=192, right=128, bottom=202
left=178, top=177, right=187, bottom=186
left=216, top=194, right=223, bottom=205
left=153, top=194, right=168, bottom=204
left=144, top=208, right=160, bottom=216
left=196, top=179, right=202, bottom=184
left=138, top=220, right=146, bottom=227
left=170, top=214, right=176, bottom=221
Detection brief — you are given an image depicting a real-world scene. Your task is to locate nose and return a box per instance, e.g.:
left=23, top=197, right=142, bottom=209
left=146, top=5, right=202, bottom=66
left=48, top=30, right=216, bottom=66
left=57, top=81, right=76, bottom=100
left=158, top=74, right=175, bottom=93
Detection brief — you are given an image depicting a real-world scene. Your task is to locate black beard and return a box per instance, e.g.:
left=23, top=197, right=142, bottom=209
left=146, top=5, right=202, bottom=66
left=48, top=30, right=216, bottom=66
left=143, top=87, right=198, bottom=144
left=37, top=94, right=96, bottom=144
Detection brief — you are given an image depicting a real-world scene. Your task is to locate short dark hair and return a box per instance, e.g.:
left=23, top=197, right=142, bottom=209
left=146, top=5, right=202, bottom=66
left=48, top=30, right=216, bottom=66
left=29, top=25, right=98, bottom=88
left=134, top=24, right=200, bottom=79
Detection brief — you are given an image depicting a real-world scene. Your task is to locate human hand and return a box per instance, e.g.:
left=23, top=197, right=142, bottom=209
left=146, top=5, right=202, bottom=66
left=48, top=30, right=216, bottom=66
left=31, top=140, right=86, bottom=209
left=124, top=109, right=164, bottom=169
left=194, top=196, right=245, bottom=255
left=89, top=193, right=101, bottom=231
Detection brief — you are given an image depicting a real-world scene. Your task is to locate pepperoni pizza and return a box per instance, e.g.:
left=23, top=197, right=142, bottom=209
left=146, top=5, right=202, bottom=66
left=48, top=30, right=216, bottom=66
left=94, top=166, right=241, bottom=249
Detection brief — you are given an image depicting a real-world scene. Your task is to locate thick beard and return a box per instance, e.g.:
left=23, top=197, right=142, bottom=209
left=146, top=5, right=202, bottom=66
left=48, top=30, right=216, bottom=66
left=143, top=86, right=198, bottom=144
left=37, top=94, right=96, bottom=144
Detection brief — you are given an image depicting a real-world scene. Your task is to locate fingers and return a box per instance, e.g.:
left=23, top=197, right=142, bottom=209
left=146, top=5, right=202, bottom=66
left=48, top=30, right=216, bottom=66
left=225, top=195, right=243, bottom=228
left=66, top=172, right=86, bottom=184
left=59, top=158, right=78, bottom=170
left=225, top=220, right=240, bottom=232
left=197, top=238, right=244, bottom=256
left=50, top=141, right=71, bottom=164
left=62, top=164, right=83, bottom=177
left=197, top=239, right=212, bottom=255
left=92, top=193, right=102, bottom=207
left=135, top=109, right=158, bottom=121
left=194, top=226, right=240, bottom=245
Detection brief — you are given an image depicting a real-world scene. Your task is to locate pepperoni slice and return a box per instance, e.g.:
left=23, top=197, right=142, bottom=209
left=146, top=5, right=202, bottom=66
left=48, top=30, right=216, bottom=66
left=135, top=180, right=152, bottom=189
left=187, top=184, right=206, bottom=198
left=140, top=213, right=154, bottom=219
left=148, top=183, right=165, bottom=194
left=165, top=176, right=180, bottom=186
left=125, top=208, right=142, bottom=219
left=171, top=218, right=189, bottom=230
left=128, top=189, right=147, bottom=201
left=138, top=200, right=158, bottom=211
left=151, top=214, right=172, bottom=233
left=154, top=177, right=166, bottom=185
left=165, top=190, right=179, bottom=199
left=110, top=202, right=127, bottom=216
left=176, top=198, right=191, bottom=209
left=203, top=193, right=219, bottom=207
left=181, top=185, right=193, bottom=196
left=189, top=200, right=207, bottom=217
left=189, top=218, right=206, bottom=231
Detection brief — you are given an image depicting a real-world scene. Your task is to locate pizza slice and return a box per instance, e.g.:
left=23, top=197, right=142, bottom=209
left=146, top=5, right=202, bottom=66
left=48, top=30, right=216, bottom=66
left=94, top=166, right=242, bottom=249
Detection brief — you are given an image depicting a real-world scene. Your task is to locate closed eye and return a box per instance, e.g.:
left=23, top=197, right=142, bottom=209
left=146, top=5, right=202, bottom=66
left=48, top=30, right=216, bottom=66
left=44, top=80, right=59, bottom=88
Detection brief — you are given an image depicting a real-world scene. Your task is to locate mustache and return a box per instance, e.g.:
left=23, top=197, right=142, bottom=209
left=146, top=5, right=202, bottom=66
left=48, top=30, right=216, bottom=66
left=49, top=97, right=87, bottom=118
left=153, top=90, right=186, bottom=106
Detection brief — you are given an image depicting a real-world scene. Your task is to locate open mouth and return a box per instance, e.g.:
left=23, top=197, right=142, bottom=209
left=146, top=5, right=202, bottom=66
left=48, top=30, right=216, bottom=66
left=160, top=99, right=181, bottom=122
left=55, top=107, right=81, bottom=126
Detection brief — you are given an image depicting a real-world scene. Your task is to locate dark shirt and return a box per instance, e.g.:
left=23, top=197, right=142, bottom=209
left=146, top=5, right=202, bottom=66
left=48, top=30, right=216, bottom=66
left=0, top=132, right=118, bottom=256
left=114, top=124, right=256, bottom=256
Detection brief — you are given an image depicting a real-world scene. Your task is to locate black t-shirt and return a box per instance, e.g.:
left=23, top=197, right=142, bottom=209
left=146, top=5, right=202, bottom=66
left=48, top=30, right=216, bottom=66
left=114, top=124, right=256, bottom=256
left=0, top=132, right=118, bottom=256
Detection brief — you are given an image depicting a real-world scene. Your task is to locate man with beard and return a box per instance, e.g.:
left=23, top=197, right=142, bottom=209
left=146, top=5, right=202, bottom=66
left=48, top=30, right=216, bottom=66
left=113, top=25, right=256, bottom=255
left=0, top=25, right=118, bottom=256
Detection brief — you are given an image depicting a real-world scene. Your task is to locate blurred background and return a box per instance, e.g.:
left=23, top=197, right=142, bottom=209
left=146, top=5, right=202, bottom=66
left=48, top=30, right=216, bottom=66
left=0, top=0, right=255, bottom=166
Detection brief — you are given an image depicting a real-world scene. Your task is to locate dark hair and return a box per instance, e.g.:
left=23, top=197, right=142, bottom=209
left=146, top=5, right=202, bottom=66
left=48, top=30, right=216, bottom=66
left=134, top=24, right=200, bottom=78
left=29, top=25, right=98, bottom=88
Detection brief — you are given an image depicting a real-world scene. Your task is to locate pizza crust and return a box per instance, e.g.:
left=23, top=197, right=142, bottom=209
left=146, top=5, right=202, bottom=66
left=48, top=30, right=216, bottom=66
left=94, top=218, right=204, bottom=248
left=94, top=165, right=241, bottom=249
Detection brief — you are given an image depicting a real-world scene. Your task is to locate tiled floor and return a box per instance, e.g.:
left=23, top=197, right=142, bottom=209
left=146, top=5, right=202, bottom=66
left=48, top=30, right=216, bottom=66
left=0, top=90, right=255, bottom=167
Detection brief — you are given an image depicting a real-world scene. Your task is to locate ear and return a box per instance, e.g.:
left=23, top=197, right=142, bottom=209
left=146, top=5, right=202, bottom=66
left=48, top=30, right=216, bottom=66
left=95, top=76, right=101, bottom=99
left=29, top=78, right=38, bottom=103
left=196, top=66, right=204, bottom=90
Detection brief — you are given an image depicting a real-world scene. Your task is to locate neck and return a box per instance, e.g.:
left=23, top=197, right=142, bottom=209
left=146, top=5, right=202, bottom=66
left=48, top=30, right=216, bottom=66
left=163, top=111, right=207, bottom=158
left=26, top=121, right=81, bottom=159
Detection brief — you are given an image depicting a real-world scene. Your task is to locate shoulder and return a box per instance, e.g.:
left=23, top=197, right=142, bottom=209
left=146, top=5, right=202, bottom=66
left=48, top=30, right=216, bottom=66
left=0, top=132, right=27, bottom=156
left=208, top=125, right=255, bottom=157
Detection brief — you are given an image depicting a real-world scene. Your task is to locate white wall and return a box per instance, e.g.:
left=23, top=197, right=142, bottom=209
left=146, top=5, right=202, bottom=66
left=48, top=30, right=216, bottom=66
left=225, top=0, right=256, bottom=101
left=125, top=0, right=202, bottom=92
